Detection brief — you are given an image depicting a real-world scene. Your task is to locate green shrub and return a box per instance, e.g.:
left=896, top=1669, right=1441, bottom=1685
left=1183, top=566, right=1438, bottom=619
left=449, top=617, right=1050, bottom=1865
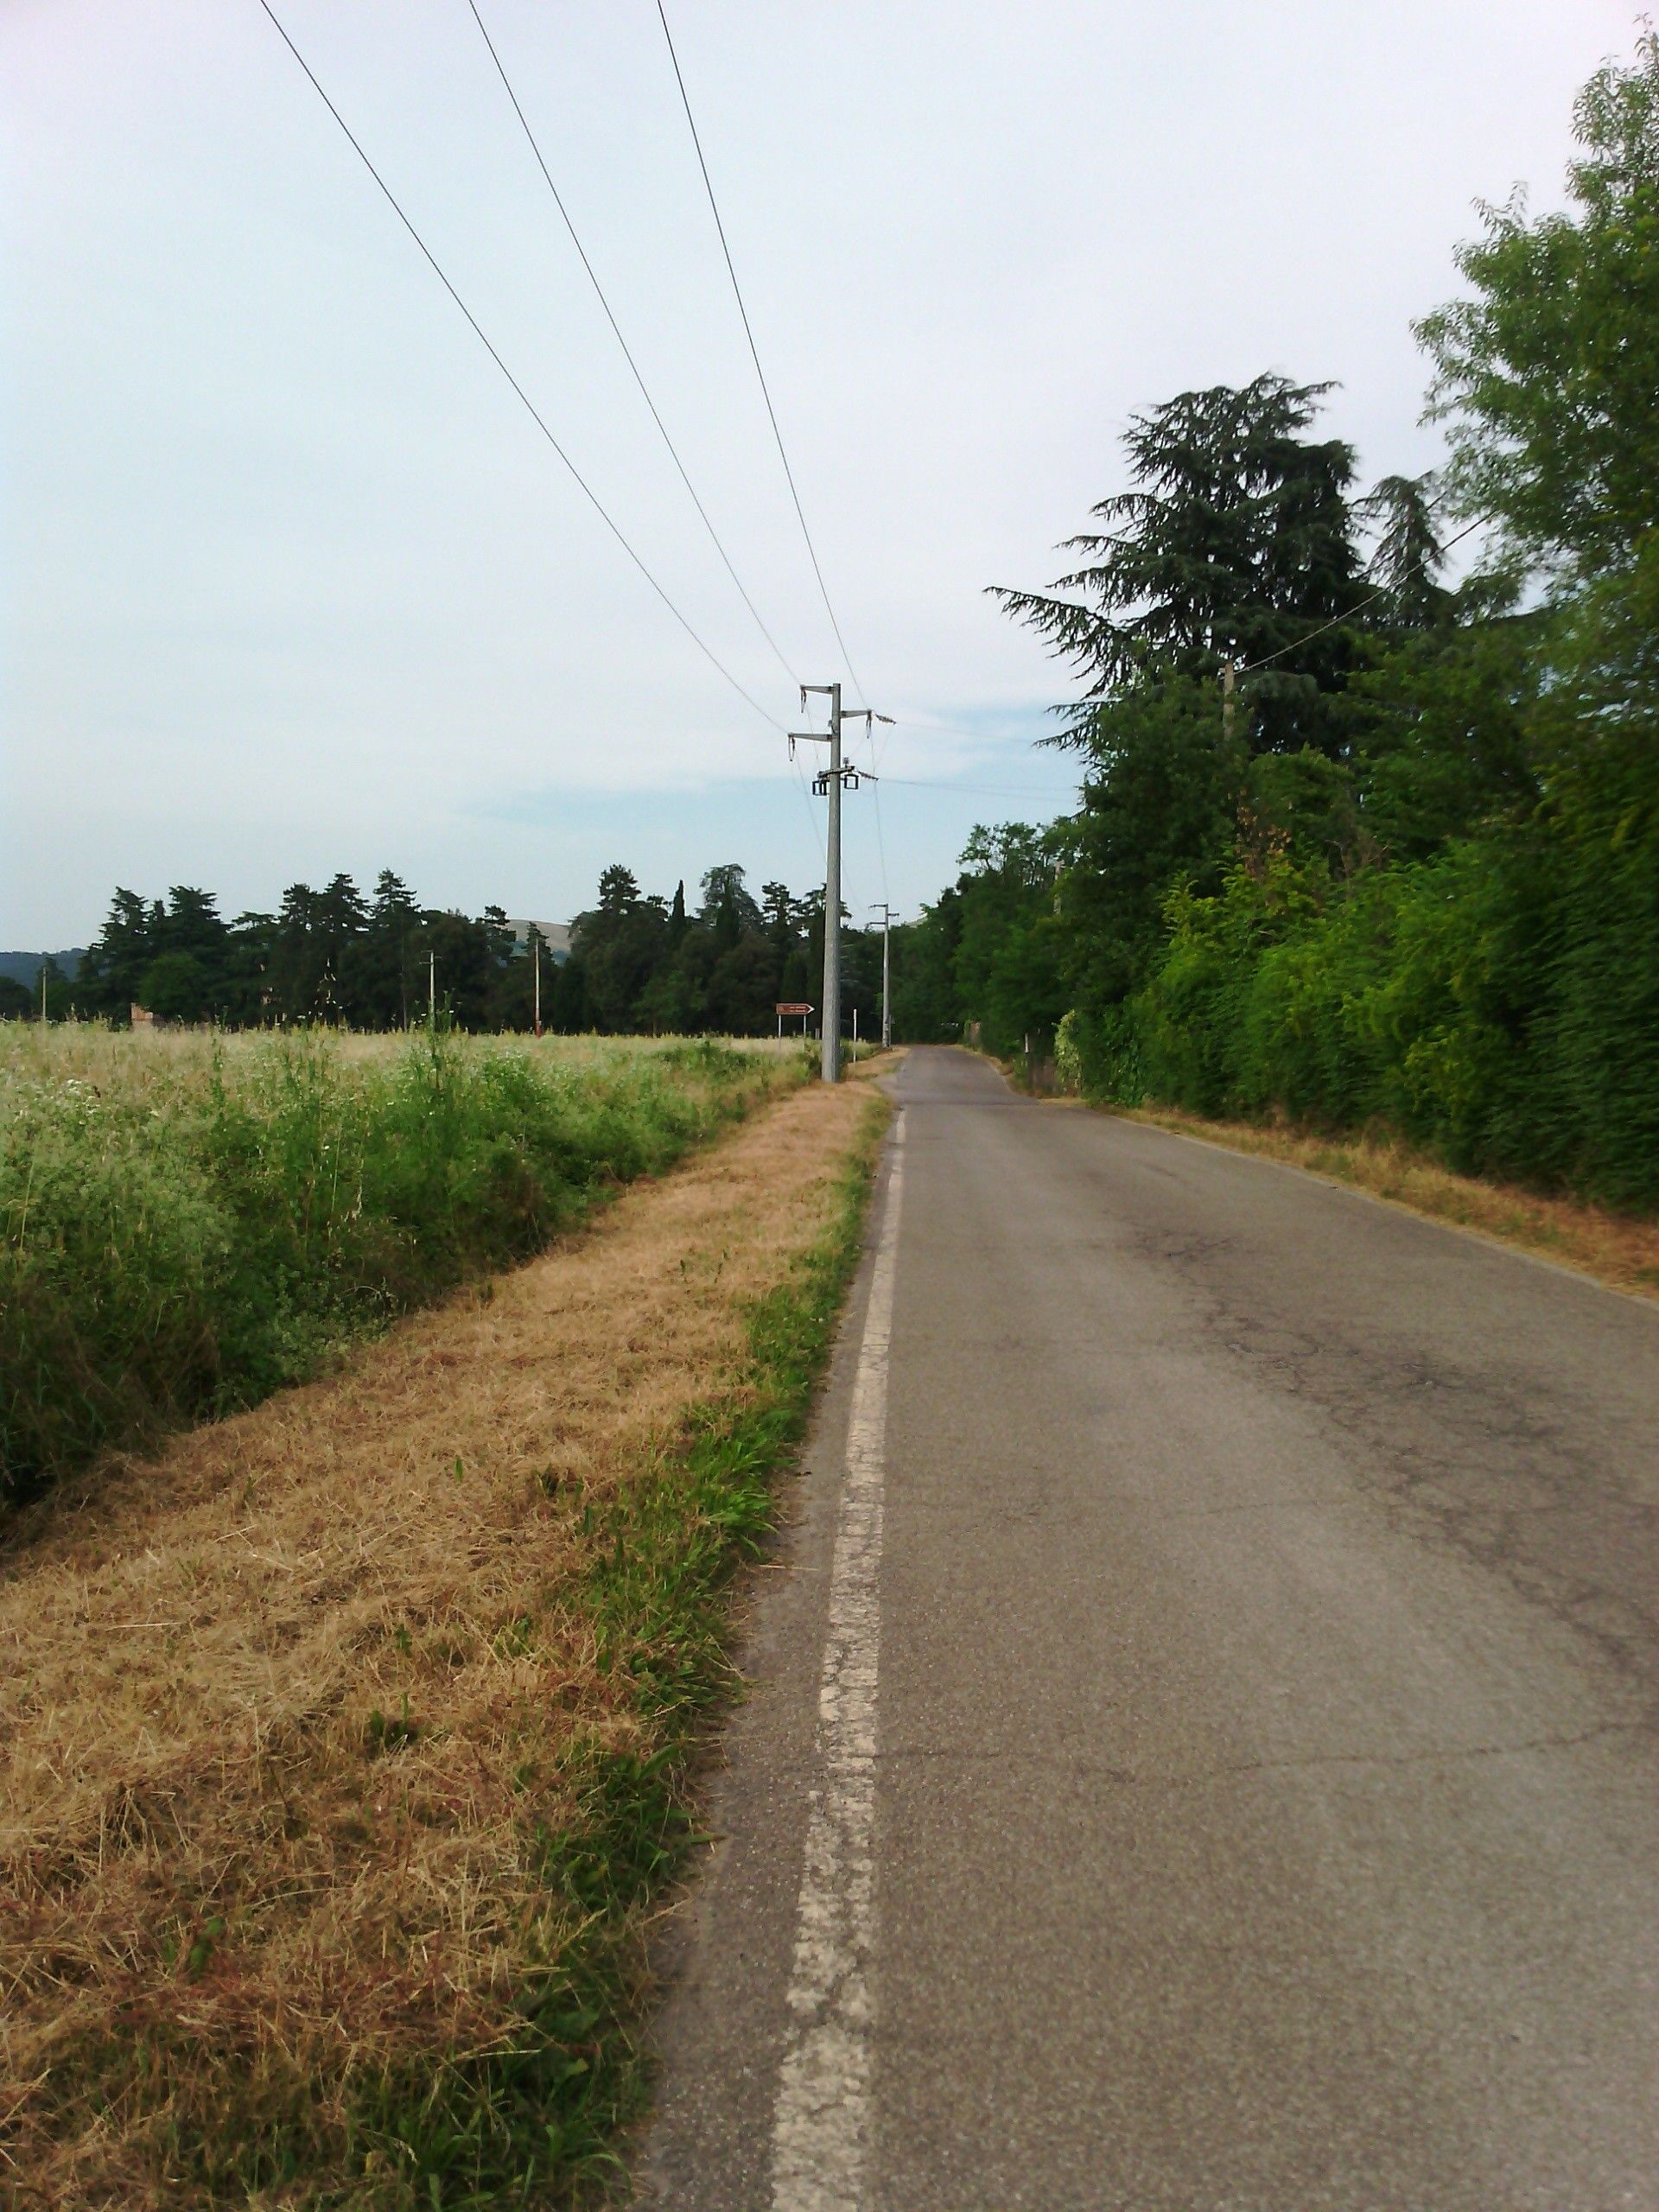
left=0, top=1032, right=784, bottom=1510
left=1104, top=799, right=1659, bottom=1213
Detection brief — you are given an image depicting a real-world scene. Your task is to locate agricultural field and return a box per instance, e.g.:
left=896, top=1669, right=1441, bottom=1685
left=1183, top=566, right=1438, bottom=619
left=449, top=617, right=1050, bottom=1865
left=0, top=1022, right=807, bottom=1511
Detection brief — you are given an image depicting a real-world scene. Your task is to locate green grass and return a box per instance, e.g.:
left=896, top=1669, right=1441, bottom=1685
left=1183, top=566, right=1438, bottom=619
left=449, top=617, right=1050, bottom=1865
left=0, top=1027, right=804, bottom=1511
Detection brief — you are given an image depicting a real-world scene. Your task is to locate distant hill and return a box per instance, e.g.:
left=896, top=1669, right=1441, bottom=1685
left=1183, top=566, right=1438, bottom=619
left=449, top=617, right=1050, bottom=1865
left=505, top=919, right=573, bottom=965
left=0, top=950, right=87, bottom=988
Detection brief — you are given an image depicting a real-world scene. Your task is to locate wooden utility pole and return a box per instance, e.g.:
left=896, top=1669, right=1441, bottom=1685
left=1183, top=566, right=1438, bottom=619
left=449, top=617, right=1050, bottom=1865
left=428, top=950, right=435, bottom=1027
left=532, top=931, right=542, bottom=1039
left=1223, top=658, right=1237, bottom=749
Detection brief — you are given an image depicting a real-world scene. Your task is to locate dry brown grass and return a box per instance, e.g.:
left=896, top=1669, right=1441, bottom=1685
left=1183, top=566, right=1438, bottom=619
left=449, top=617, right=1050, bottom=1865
left=0, top=1074, right=881, bottom=2208
left=1123, top=1103, right=1659, bottom=1300
left=0, top=1023, right=806, bottom=1090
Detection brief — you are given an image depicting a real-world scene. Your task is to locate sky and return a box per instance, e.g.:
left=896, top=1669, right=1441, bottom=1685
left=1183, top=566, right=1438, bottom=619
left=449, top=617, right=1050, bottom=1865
left=2, top=0, right=1643, bottom=945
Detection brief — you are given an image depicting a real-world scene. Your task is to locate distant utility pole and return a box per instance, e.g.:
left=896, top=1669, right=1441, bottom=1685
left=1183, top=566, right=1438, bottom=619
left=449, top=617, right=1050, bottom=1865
left=532, top=933, right=542, bottom=1039
left=791, top=683, right=847, bottom=1082
left=428, top=950, right=436, bottom=1027
left=872, top=902, right=895, bottom=1049
left=40, top=964, right=48, bottom=1023
left=817, top=682, right=845, bottom=1084
left=790, top=683, right=886, bottom=1082
left=1222, top=658, right=1237, bottom=749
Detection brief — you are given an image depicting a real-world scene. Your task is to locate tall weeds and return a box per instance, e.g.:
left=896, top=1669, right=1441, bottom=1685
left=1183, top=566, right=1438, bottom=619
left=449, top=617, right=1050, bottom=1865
left=0, top=1028, right=792, bottom=1510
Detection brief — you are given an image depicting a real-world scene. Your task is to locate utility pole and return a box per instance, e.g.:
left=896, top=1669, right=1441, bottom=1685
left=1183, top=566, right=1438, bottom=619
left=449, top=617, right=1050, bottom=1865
left=822, top=683, right=842, bottom=1082
left=789, top=685, right=888, bottom=1081
left=532, top=932, right=542, bottom=1039
left=428, top=949, right=435, bottom=1027
left=872, top=902, right=894, bottom=1049
left=1222, top=658, right=1237, bottom=750
left=787, top=683, right=856, bottom=1082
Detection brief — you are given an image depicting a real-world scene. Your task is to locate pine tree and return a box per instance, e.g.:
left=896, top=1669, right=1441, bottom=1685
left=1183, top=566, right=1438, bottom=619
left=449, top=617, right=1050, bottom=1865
left=363, top=872, right=420, bottom=1028
left=991, top=373, right=1366, bottom=753
left=1357, top=474, right=1452, bottom=628
left=83, top=888, right=158, bottom=1017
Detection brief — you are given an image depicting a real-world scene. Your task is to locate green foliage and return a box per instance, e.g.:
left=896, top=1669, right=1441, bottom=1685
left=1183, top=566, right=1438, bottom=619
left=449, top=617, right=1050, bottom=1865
left=1357, top=473, right=1454, bottom=627
left=1103, top=811, right=1658, bottom=1206
left=950, top=823, right=1071, bottom=1056
left=1344, top=615, right=1541, bottom=857
left=569, top=864, right=884, bottom=1044
left=0, top=1033, right=785, bottom=1510
left=1066, top=676, right=1244, bottom=1000
left=966, top=37, right=1659, bottom=1217
left=65, top=858, right=893, bottom=1046
left=1419, top=32, right=1659, bottom=585
left=887, top=890, right=963, bottom=1044
left=990, top=372, right=1368, bottom=752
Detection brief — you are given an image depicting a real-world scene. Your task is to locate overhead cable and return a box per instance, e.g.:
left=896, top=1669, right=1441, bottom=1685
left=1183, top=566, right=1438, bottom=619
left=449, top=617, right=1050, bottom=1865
left=256, top=0, right=783, bottom=734
left=877, top=775, right=1073, bottom=799
left=1237, top=512, right=1490, bottom=673
left=656, top=0, right=868, bottom=704
left=465, top=0, right=799, bottom=687
left=868, top=734, right=891, bottom=911
left=889, top=715, right=1051, bottom=746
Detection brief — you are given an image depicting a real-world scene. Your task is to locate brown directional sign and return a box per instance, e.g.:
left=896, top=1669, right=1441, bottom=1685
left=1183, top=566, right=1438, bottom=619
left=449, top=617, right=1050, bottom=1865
left=775, top=1002, right=813, bottom=1016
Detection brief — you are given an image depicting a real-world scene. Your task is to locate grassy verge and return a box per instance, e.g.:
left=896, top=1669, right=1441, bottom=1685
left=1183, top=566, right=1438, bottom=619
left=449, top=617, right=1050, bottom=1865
left=341, top=1113, right=885, bottom=2208
left=0, top=1027, right=800, bottom=1511
left=1120, top=1101, right=1659, bottom=1300
left=1, top=1075, right=887, bottom=2208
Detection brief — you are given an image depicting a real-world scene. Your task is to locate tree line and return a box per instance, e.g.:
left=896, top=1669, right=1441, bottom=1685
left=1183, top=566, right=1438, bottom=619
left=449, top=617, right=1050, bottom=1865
left=898, top=37, right=1659, bottom=1211
left=51, top=862, right=889, bottom=1037
left=558, top=863, right=885, bottom=1036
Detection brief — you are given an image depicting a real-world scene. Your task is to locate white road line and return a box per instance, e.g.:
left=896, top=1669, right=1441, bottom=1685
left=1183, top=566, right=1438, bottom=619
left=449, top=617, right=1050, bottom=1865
left=768, top=1110, right=906, bottom=2212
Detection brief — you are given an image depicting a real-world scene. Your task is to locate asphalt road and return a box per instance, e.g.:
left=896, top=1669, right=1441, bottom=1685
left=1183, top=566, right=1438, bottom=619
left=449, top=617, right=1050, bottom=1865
left=637, top=1047, right=1659, bottom=2210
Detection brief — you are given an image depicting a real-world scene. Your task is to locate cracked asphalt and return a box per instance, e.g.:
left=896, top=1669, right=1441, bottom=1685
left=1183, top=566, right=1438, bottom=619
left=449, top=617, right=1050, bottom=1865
left=638, top=1047, right=1659, bottom=2209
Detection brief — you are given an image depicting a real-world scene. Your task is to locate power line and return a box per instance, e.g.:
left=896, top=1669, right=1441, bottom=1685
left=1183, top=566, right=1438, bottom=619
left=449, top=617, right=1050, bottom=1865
left=785, top=703, right=830, bottom=871
left=465, top=0, right=799, bottom=687
left=1238, top=512, right=1490, bottom=673
left=889, top=715, right=1051, bottom=746
left=868, top=727, right=891, bottom=913
left=791, top=746, right=828, bottom=870
left=256, top=0, right=783, bottom=735
left=879, top=774, right=1072, bottom=799
left=656, top=0, right=868, bottom=704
